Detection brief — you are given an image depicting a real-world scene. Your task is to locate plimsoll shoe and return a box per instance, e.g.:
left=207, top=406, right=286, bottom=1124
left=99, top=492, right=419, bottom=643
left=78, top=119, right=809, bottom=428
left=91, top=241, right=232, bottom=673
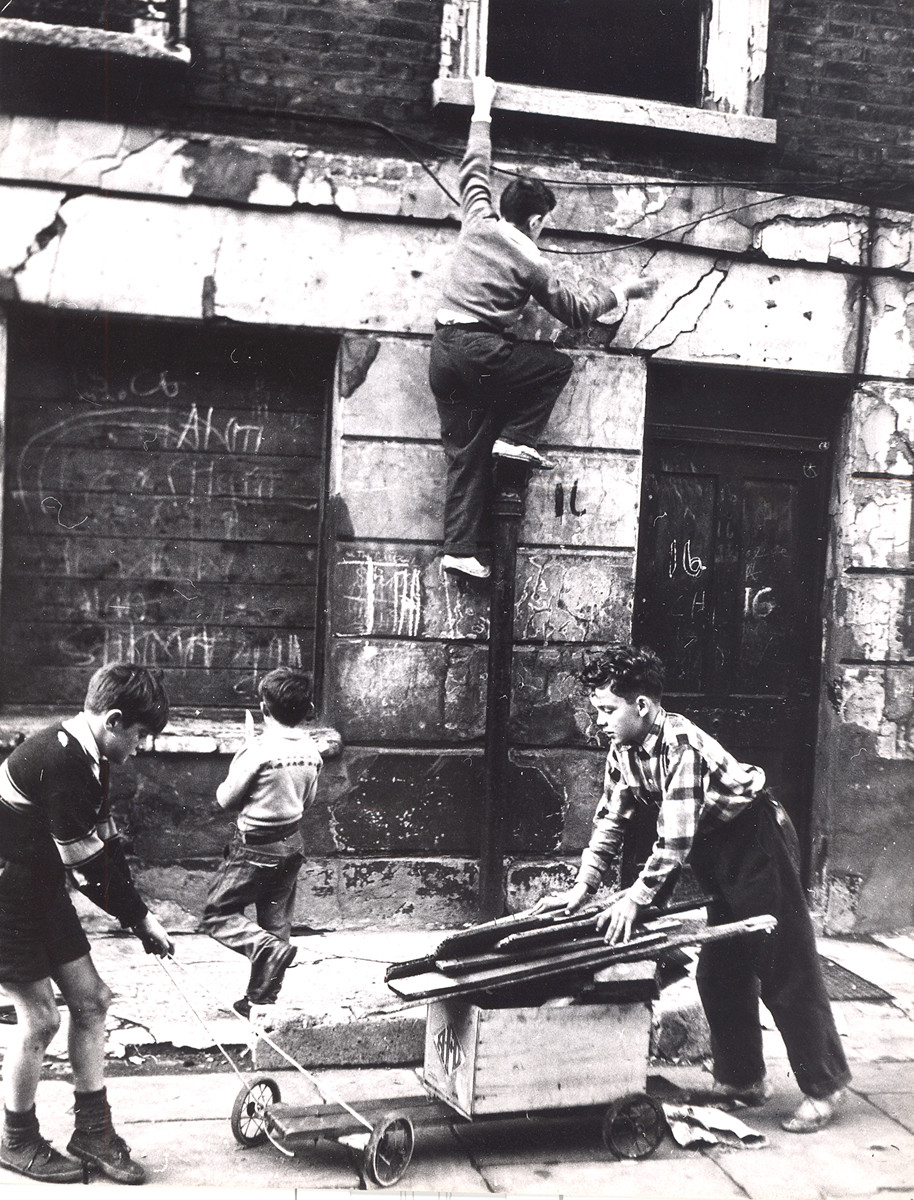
left=491, top=438, right=555, bottom=469
left=67, top=1126, right=145, bottom=1185
left=0, top=1134, right=83, bottom=1183
left=780, top=1087, right=846, bottom=1133
left=441, top=555, right=491, bottom=579
left=711, top=1077, right=773, bottom=1107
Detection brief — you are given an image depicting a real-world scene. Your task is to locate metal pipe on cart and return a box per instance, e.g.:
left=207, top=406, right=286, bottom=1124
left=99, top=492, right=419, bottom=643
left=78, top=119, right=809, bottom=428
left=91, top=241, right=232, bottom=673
left=479, top=461, right=528, bottom=918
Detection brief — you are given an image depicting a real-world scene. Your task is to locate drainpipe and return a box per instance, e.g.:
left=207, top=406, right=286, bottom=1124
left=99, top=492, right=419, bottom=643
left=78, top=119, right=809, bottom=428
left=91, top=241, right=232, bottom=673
left=479, top=459, right=529, bottom=918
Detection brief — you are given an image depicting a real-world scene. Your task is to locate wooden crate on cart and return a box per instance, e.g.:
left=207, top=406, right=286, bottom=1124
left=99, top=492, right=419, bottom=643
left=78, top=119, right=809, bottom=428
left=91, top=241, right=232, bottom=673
left=423, top=988, right=653, bottom=1119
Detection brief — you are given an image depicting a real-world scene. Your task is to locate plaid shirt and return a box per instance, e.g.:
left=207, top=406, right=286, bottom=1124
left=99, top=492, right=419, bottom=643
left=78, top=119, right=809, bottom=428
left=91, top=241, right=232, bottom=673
left=576, top=708, right=766, bottom=906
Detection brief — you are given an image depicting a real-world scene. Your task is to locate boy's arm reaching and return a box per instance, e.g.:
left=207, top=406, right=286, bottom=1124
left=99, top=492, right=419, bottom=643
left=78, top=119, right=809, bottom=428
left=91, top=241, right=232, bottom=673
left=532, top=271, right=658, bottom=330
left=43, top=766, right=151, bottom=932
left=458, top=76, right=498, bottom=224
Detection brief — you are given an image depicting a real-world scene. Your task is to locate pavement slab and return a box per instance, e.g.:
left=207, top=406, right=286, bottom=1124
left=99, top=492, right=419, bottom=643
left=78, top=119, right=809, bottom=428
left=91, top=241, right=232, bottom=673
left=1, top=927, right=913, bottom=1196
left=708, top=1089, right=914, bottom=1200
left=476, top=1154, right=748, bottom=1198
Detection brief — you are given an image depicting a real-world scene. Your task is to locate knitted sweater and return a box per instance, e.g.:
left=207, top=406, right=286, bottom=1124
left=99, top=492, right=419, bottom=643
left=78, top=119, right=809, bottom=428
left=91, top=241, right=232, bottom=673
left=0, top=721, right=148, bottom=927
left=216, top=724, right=322, bottom=836
left=438, top=120, right=624, bottom=331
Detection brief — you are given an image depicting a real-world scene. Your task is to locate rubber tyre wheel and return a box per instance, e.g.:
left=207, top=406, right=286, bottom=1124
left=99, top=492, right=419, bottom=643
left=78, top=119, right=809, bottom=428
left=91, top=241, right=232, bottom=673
left=362, top=1112, right=415, bottom=1187
left=602, top=1092, right=666, bottom=1159
left=231, top=1076, right=281, bottom=1147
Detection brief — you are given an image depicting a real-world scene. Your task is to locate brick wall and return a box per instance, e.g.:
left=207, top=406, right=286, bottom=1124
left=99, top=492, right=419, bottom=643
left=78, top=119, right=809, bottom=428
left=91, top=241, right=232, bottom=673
left=175, top=0, right=914, bottom=207
left=187, top=0, right=441, bottom=130
left=768, top=0, right=914, bottom=199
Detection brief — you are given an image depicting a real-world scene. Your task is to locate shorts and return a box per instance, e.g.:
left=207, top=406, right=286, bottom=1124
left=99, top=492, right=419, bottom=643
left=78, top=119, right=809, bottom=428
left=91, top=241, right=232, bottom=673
left=0, top=860, right=90, bottom=984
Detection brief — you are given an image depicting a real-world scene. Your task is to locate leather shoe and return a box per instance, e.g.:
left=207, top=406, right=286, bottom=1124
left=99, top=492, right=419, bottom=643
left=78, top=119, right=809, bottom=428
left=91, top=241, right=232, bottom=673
left=0, top=1134, right=83, bottom=1183
left=67, top=1126, right=145, bottom=1185
left=781, top=1088, right=846, bottom=1133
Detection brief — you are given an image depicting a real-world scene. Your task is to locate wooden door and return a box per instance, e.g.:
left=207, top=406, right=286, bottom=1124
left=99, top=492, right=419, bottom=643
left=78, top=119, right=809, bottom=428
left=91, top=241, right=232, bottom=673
left=632, top=384, right=838, bottom=881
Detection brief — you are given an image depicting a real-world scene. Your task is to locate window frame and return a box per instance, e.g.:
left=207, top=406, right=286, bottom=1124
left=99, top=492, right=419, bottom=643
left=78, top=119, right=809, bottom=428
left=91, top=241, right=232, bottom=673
left=433, top=0, right=776, bottom=144
left=0, top=0, right=190, bottom=62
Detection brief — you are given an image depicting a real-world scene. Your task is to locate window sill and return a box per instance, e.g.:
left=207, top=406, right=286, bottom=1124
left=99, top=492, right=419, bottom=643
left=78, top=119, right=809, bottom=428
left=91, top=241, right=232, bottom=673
left=0, top=710, right=343, bottom=759
left=433, top=78, right=777, bottom=145
left=0, top=17, right=191, bottom=64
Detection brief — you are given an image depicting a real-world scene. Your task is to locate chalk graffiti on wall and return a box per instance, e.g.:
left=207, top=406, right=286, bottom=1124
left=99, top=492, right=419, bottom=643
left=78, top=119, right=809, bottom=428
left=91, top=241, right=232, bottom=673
left=15, top=403, right=270, bottom=529
left=97, top=628, right=302, bottom=670
left=339, top=555, right=424, bottom=637
left=5, top=350, right=321, bottom=695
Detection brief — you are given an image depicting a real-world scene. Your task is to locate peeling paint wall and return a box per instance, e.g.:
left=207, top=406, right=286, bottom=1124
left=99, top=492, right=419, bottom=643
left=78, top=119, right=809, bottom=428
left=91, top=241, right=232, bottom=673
left=2, top=107, right=914, bottom=926
left=704, top=0, right=769, bottom=117
left=820, top=380, right=914, bottom=932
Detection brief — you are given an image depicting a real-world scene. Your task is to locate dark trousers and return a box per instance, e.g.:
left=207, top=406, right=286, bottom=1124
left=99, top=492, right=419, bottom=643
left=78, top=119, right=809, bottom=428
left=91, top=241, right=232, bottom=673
left=200, top=829, right=303, bottom=1003
left=428, top=326, right=573, bottom=555
left=690, top=794, right=850, bottom=1099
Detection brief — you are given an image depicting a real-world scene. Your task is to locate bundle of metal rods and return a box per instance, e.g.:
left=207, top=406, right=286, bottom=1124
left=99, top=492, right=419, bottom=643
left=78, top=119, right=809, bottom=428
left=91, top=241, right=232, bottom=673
left=384, top=897, right=776, bottom=1005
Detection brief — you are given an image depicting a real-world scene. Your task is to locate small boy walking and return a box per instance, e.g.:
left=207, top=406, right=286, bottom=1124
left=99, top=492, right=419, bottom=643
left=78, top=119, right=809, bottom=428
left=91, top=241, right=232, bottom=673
left=539, top=643, right=851, bottom=1134
left=201, top=668, right=322, bottom=1020
left=429, top=76, right=657, bottom=580
left=0, top=662, right=173, bottom=1184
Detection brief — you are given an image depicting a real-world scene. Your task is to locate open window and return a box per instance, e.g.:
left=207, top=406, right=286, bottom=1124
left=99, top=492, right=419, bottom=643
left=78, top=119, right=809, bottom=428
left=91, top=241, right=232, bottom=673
left=435, top=0, right=776, bottom=143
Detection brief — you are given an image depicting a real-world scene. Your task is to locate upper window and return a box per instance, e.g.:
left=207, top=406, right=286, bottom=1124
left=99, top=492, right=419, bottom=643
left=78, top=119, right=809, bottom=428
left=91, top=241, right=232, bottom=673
left=435, top=0, right=775, bottom=143
left=0, top=0, right=190, bottom=118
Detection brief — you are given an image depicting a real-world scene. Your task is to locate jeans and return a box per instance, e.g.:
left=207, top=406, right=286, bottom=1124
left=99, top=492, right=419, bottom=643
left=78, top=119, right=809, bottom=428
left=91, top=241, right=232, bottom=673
left=200, top=829, right=304, bottom=1003
left=429, top=327, right=573, bottom=555
left=690, top=794, right=851, bottom=1099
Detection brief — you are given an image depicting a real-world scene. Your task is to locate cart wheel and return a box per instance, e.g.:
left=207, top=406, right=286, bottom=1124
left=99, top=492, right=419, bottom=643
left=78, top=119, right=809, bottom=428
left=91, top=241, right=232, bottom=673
left=602, top=1093, right=666, bottom=1159
left=362, top=1112, right=415, bottom=1187
left=231, top=1075, right=281, bottom=1147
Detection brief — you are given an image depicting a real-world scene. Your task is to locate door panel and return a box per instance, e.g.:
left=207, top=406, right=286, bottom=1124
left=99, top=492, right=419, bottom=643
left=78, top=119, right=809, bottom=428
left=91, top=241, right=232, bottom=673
left=634, top=437, right=832, bottom=877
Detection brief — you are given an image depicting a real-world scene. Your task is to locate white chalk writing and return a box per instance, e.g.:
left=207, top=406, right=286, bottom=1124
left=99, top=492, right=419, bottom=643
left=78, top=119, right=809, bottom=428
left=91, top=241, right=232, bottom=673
left=667, top=538, right=706, bottom=578
left=341, top=556, right=423, bottom=638
left=744, top=587, right=776, bottom=618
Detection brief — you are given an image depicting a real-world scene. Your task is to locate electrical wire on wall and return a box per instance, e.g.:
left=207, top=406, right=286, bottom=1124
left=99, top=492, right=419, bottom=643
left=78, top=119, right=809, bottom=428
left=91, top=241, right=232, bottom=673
left=295, top=109, right=876, bottom=261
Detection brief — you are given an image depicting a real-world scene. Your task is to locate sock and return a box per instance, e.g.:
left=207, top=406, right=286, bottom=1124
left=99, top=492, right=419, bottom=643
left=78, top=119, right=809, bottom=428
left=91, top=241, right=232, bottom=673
left=72, top=1087, right=109, bottom=1132
left=3, top=1105, right=38, bottom=1147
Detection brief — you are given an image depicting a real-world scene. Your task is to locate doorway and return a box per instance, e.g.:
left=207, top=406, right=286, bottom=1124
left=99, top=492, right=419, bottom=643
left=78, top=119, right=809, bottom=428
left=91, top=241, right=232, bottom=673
left=632, top=365, right=844, bottom=882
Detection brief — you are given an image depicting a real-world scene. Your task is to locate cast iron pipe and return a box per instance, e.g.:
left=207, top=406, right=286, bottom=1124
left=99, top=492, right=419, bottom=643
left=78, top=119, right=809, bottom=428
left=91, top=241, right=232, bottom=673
left=479, top=460, right=529, bottom=918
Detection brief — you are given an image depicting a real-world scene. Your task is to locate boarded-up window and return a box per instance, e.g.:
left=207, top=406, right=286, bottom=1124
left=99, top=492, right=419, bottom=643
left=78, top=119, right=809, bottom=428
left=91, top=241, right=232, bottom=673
left=2, top=312, right=335, bottom=712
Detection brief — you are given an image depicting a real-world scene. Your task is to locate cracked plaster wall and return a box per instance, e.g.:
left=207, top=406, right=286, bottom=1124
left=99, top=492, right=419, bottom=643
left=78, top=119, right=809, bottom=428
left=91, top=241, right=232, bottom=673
left=0, top=115, right=896, bottom=257
left=6, top=118, right=914, bottom=924
left=0, top=187, right=876, bottom=378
